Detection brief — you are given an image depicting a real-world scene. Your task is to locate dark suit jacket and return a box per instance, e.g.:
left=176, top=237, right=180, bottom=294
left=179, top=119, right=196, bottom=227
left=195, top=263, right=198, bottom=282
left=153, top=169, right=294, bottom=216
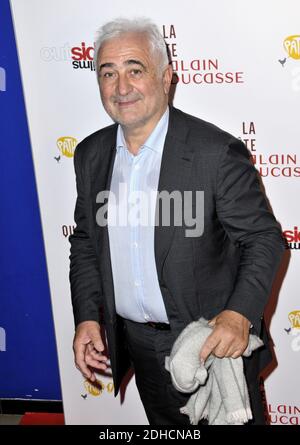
left=69, top=107, right=285, bottom=396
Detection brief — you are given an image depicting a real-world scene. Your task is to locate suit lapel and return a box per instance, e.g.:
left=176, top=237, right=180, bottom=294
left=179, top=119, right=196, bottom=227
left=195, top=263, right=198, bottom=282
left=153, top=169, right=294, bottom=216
left=154, top=107, right=194, bottom=284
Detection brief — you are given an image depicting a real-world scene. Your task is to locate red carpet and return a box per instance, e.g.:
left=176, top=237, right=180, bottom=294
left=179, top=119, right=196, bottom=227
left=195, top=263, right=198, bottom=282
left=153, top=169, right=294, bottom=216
left=19, top=412, right=65, bottom=425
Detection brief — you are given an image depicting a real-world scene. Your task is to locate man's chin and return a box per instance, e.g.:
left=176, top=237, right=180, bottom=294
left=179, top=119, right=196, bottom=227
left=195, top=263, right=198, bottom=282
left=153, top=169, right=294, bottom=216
left=114, top=115, right=146, bottom=129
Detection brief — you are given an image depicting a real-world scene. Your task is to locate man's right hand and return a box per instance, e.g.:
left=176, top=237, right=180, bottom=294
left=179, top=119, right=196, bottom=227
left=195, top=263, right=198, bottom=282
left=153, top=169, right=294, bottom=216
left=73, top=320, right=108, bottom=382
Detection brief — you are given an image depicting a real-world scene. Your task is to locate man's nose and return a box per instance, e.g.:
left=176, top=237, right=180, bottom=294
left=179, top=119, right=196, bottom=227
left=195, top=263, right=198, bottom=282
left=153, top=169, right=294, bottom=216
left=116, top=74, right=133, bottom=96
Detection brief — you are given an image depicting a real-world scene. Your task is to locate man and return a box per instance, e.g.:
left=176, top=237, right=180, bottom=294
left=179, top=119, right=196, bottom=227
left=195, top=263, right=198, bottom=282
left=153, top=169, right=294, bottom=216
left=69, top=18, right=284, bottom=425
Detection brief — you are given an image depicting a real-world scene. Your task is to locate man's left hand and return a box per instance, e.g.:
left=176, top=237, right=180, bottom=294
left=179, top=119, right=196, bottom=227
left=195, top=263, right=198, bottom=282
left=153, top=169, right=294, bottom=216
left=199, top=310, right=251, bottom=364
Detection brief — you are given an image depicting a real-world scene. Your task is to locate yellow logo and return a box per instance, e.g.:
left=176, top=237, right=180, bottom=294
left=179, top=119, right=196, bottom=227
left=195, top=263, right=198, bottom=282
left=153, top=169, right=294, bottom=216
left=56, top=136, right=77, bottom=158
left=84, top=379, right=105, bottom=396
left=83, top=379, right=114, bottom=397
left=284, top=35, right=300, bottom=60
left=288, top=310, right=300, bottom=329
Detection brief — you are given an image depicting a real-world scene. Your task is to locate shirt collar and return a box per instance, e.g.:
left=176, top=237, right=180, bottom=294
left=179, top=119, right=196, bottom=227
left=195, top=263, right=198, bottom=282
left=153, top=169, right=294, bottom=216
left=116, top=106, right=169, bottom=155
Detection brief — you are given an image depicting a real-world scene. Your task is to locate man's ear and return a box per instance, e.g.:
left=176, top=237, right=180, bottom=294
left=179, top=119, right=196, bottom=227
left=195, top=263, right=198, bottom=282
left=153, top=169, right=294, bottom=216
left=163, top=64, right=173, bottom=95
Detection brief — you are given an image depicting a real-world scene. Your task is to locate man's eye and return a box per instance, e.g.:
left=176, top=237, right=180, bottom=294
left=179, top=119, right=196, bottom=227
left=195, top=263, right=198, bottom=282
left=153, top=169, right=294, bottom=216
left=130, top=69, right=142, bottom=76
left=102, top=72, right=114, bottom=78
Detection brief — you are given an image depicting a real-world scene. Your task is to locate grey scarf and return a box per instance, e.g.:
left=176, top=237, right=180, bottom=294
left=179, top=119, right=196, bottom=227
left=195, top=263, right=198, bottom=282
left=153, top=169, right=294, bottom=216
left=165, top=318, right=263, bottom=425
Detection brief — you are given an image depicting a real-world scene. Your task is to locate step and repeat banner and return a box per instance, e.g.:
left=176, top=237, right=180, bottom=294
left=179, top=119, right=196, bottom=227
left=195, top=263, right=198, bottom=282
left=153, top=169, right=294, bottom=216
left=10, top=0, right=300, bottom=424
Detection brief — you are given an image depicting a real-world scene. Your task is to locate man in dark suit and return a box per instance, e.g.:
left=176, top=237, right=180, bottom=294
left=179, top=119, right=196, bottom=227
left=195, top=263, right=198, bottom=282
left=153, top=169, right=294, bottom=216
left=69, top=18, right=284, bottom=425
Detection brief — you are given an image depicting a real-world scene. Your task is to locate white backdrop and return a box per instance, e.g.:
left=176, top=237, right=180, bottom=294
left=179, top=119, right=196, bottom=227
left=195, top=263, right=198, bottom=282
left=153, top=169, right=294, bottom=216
left=10, top=0, right=300, bottom=425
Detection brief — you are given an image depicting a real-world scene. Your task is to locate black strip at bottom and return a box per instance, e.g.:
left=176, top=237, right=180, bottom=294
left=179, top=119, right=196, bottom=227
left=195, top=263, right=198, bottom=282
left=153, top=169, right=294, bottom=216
left=0, top=399, right=63, bottom=414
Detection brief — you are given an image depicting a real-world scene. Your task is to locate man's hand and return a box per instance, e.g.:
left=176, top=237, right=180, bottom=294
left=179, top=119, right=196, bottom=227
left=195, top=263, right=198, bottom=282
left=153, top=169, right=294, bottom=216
left=199, top=310, right=251, bottom=364
left=73, top=320, right=108, bottom=382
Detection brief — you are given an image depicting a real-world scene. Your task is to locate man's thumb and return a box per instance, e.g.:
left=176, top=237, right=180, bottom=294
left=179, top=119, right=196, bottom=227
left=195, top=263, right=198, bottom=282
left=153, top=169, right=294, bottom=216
left=208, top=317, right=216, bottom=327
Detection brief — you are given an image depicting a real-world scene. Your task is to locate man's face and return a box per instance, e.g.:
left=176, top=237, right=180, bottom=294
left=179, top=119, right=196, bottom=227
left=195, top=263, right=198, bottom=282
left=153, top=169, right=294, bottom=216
left=97, top=32, right=172, bottom=130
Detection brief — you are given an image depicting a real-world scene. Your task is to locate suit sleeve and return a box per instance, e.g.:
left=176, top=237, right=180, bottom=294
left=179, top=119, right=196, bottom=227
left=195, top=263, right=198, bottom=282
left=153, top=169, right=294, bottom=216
left=216, top=138, right=285, bottom=334
left=69, top=142, right=103, bottom=328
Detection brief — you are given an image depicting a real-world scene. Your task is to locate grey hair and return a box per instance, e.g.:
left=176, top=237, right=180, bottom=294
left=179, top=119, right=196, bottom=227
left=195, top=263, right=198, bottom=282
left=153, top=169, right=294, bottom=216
left=93, top=17, right=169, bottom=75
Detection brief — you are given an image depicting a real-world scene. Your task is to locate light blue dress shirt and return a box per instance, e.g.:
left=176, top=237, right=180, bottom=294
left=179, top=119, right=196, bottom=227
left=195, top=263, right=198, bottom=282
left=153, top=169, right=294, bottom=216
left=107, top=107, right=170, bottom=323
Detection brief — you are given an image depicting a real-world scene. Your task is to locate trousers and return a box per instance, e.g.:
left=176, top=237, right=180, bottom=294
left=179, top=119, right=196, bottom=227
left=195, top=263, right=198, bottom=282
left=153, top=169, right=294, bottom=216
left=122, top=317, right=266, bottom=425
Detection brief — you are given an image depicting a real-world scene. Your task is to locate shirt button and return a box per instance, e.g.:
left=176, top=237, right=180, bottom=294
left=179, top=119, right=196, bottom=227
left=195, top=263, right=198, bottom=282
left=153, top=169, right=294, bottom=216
left=134, top=280, right=140, bottom=287
left=132, top=241, right=138, bottom=248
left=134, top=164, right=140, bottom=170
left=144, top=315, right=150, bottom=321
